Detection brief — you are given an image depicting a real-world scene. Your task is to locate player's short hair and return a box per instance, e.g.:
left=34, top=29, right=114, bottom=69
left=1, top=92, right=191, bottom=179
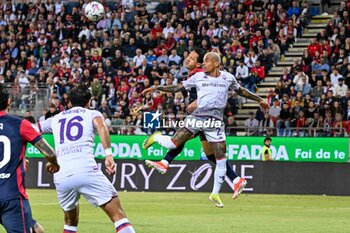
left=204, top=52, right=221, bottom=64
left=264, top=137, right=272, bottom=142
left=193, top=48, right=205, bottom=64
left=0, top=84, right=9, bottom=111
left=68, top=84, right=92, bottom=107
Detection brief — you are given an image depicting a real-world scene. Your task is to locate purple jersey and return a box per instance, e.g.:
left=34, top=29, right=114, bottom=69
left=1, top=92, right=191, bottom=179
left=0, top=111, right=42, bottom=201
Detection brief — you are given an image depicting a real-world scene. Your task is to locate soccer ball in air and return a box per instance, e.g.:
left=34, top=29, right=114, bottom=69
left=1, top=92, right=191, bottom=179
left=84, top=1, right=104, bottom=22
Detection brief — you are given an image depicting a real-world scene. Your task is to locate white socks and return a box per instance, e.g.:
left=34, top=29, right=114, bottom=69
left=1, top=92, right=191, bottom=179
left=154, top=134, right=177, bottom=149
left=233, top=176, right=241, bottom=184
left=160, top=159, right=169, bottom=167
left=64, top=225, right=77, bottom=232
left=114, top=218, right=135, bottom=233
left=212, top=158, right=227, bottom=194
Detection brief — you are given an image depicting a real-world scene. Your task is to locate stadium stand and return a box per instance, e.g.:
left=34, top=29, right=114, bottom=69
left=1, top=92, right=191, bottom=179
left=0, top=0, right=345, bottom=137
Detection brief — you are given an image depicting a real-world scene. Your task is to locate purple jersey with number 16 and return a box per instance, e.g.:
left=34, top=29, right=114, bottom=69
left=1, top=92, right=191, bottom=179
left=38, top=107, right=103, bottom=181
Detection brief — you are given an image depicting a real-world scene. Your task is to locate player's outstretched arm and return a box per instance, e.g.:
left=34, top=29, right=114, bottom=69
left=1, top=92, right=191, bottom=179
left=93, top=116, right=115, bottom=175
left=235, top=87, right=269, bottom=109
left=34, top=139, right=60, bottom=173
left=156, top=84, right=186, bottom=93
left=141, top=84, right=186, bottom=96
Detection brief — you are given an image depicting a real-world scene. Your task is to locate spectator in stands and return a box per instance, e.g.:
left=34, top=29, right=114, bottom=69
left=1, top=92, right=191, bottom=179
left=330, top=68, right=344, bottom=86
left=333, top=112, right=349, bottom=136
left=334, top=77, right=348, bottom=98
left=322, top=109, right=333, bottom=137
left=245, top=112, right=259, bottom=136
left=287, top=1, right=301, bottom=18
left=133, top=49, right=146, bottom=68
left=280, top=68, right=293, bottom=86
left=312, top=56, right=330, bottom=75
left=235, top=60, right=249, bottom=87
left=308, top=38, right=321, bottom=58
left=296, top=75, right=312, bottom=96
left=294, top=110, right=308, bottom=136
left=226, top=115, right=237, bottom=136
left=259, top=112, right=274, bottom=136
left=24, top=110, right=36, bottom=123
left=0, top=0, right=321, bottom=136
left=275, top=80, right=289, bottom=98
left=291, top=91, right=305, bottom=108
left=269, top=99, right=281, bottom=125
left=168, top=49, right=182, bottom=66
left=277, top=102, right=292, bottom=136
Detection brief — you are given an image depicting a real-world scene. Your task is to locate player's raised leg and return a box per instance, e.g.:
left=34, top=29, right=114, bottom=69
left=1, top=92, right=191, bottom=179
left=145, top=143, right=186, bottom=174
left=144, top=128, right=193, bottom=173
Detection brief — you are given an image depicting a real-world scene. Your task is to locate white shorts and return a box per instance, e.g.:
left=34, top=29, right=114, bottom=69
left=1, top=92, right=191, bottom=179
left=54, top=170, right=118, bottom=211
left=184, top=115, right=226, bottom=143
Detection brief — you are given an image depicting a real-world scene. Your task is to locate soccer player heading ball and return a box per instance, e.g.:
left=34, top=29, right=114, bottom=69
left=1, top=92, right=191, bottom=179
left=142, top=52, right=269, bottom=207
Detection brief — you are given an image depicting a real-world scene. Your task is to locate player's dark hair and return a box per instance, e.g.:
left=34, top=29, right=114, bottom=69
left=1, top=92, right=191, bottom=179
left=0, top=84, right=9, bottom=111
left=264, top=137, right=272, bottom=142
left=68, top=84, right=92, bottom=107
left=193, top=48, right=205, bottom=64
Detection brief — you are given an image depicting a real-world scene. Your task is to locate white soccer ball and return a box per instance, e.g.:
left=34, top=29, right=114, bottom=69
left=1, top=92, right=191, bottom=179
left=84, top=1, right=105, bottom=22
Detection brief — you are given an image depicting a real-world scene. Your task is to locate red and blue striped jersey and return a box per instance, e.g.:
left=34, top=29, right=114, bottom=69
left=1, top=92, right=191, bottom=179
left=0, top=111, right=42, bottom=201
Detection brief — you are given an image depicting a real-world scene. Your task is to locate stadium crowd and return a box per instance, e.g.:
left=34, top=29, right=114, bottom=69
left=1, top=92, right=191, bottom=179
left=252, top=2, right=350, bottom=138
left=0, top=0, right=322, bottom=136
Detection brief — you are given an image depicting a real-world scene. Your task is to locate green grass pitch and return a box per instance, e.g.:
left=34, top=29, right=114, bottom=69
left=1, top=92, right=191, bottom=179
left=0, top=190, right=349, bottom=233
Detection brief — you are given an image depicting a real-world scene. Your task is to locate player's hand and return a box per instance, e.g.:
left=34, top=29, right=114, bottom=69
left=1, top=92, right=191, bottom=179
left=141, top=86, right=156, bottom=96
left=187, top=101, right=197, bottom=114
left=259, top=99, right=270, bottom=109
left=105, top=155, right=116, bottom=175
left=45, top=162, right=60, bottom=174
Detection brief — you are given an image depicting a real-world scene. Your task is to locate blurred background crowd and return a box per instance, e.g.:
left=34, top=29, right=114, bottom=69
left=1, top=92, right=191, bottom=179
left=0, top=0, right=346, bottom=137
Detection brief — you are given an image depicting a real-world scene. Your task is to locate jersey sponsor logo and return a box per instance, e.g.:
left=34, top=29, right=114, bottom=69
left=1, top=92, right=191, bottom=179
left=62, top=108, right=86, bottom=115
left=59, top=144, right=85, bottom=156
left=0, top=173, right=11, bottom=179
left=201, top=82, right=227, bottom=88
left=0, top=123, right=3, bottom=130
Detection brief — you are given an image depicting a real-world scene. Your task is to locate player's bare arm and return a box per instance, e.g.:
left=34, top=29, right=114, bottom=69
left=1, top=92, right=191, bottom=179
left=34, top=139, right=60, bottom=173
left=93, top=116, right=115, bottom=175
left=235, top=87, right=269, bottom=109
left=141, top=84, right=185, bottom=96
left=157, top=84, right=186, bottom=93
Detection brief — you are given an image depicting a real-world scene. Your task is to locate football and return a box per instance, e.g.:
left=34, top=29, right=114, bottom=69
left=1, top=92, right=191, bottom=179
left=84, top=1, right=104, bottom=22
